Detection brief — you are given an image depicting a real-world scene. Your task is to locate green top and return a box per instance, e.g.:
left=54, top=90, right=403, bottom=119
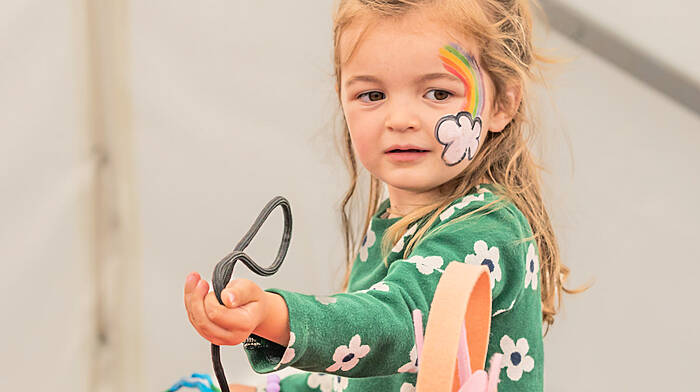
left=242, top=184, right=544, bottom=391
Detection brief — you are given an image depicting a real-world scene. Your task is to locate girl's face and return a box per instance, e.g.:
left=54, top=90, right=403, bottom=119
left=339, top=13, right=511, bottom=201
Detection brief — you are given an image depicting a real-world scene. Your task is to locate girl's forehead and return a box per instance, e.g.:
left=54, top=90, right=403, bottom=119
left=339, top=14, right=479, bottom=70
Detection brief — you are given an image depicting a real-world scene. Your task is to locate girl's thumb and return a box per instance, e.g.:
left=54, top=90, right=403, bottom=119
left=222, top=290, right=236, bottom=307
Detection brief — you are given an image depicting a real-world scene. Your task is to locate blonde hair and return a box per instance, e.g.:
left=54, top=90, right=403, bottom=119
left=332, top=0, right=580, bottom=330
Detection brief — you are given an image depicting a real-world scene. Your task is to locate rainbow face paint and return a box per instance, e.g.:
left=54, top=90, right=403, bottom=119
left=438, top=44, right=485, bottom=117
left=435, top=43, right=485, bottom=166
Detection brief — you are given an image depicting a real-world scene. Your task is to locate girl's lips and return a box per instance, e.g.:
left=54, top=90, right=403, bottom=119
left=384, top=144, right=428, bottom=153
left=385, top=150, right=430, bottom=162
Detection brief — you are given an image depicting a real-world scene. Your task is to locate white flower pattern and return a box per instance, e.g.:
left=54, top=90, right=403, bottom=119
left=400, top=382, right=416, bottom=392
left=359, top=223, right=376, bottom=262
left=326, top=335, right=371, bottom=372
left=439, top=193, right=485, bottom=221
left=332, top=375, right=349, bottom=392
left=397, top=344, right=418, bottom=373
left=464, top=240, right=501, bottom=289
left=307, top=373, right=334, bottom=392
left=357, top=281, right=390, bottom=294
left=500, top=335, right=535, bottom=381
left=273, top=332, right=296, bottom=370
left=524, top=243, right=539, bottom=290
left=404, top=255, right=444, bottom=275
left=391, top=224, right=418, bottom=253
left=315, top=295, right=338, bottom=305
left=475, top=185, right=492, bottom=194
left=492, top=296, right=517, bottom=317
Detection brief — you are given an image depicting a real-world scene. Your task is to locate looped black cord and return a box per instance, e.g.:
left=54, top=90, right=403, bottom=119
left=210, top=196, right=292, bottom=392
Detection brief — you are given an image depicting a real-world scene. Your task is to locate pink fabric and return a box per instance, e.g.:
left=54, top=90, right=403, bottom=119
left=412, top=309, right=424, bottom=361
left=412, top=308, right=504, bottom=392
left=487, top=354, right=504, bottom=392
left=459, top=370, right=488, bottom=392
left=457, top=324, right=471, bottom=385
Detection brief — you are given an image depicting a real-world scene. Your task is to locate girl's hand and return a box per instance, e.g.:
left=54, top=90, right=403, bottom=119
left=184, top=272, right=268, bottom=346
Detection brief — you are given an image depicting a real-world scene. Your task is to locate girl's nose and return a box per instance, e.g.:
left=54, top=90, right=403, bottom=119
left=384, top=100, right=420, bottom=132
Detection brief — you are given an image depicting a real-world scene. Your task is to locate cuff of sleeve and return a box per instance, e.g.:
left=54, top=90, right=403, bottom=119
left=243, top=334, right=287, bottom=373
left=244, top=288, right=313, bottom=373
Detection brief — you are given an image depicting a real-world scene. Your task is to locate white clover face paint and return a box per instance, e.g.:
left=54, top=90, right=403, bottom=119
left=435, top=111, right=482, bottom=166
left=436, top=43, right=486, bottom=166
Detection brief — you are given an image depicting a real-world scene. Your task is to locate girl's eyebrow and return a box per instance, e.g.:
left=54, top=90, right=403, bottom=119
left=416, top=72, right=462, bottom=84
left=345, top=75, right=381, bottom=88
left=345, top=72, right=461, bottom=88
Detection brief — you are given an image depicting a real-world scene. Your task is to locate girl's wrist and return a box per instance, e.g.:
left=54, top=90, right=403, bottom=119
left=252, top=292, right=291, bottom=346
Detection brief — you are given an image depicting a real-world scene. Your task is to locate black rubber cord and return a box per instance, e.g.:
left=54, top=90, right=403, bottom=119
left=210, top=196, right=292, bottom=392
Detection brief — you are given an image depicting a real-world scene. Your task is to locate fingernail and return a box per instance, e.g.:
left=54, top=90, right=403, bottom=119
left=186, top=273, right=196, bottom=284
left=226, top=292, right=235, bottom=307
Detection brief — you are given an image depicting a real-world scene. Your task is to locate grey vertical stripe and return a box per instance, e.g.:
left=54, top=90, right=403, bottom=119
left=539, top=0, right=700, bottom=117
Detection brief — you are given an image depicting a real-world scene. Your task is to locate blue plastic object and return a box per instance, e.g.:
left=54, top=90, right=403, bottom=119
left=165, top=373, right=221, bottom=392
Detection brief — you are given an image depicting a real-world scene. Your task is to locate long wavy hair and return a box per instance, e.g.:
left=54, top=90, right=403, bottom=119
left=332, top=0, right=580, bottom=330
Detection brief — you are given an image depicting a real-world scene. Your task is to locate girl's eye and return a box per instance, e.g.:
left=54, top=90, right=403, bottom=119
left=358, top=91, right=385, bottom=102
left=424, top=89, right=452, bottom=101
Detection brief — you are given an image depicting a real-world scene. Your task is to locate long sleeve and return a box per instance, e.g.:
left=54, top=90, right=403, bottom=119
left=243, top=188, right=535, bottom=384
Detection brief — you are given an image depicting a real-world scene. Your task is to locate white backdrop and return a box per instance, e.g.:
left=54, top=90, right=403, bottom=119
left=1, top=1, right=698, bottom=390
left=0, top=1, right=94, bottom=391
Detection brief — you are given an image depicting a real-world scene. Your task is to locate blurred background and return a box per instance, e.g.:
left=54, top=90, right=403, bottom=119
left=1, top=0, right=698, bottom=390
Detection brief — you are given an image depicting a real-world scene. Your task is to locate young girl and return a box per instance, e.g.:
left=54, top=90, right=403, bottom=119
left=184, top=0, right=573, bottom=391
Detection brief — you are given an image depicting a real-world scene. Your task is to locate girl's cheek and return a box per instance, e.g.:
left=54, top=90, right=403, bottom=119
left=351, top=134, right=372, bottom=161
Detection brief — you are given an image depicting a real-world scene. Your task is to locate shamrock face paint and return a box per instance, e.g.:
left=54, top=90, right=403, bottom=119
left=435, top=44, right=485, bottom=166
left=435, top=111, right=482, bottom=166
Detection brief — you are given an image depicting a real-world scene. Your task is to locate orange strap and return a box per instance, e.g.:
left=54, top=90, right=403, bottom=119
left=416, top=262, right=492, bottom=392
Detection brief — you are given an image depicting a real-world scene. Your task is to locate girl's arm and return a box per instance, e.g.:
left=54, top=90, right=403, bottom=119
left=185, top=193, right=533, bottom=381
left=241, top=197, right=533, bottom=379
left=254, top=291, right=291, bottom=346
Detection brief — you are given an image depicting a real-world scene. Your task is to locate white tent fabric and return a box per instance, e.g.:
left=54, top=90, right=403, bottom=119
left=1, top=1, right=94, bottom=391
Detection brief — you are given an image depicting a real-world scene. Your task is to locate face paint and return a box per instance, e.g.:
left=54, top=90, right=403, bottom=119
left=435, top=43, right=485, bottom=166
left=435, top=111, right=482, bottom=166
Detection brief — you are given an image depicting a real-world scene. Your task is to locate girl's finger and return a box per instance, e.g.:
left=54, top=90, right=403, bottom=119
left=184, top=273, right=203, bottom=330
left=186, top=279, right=234, bottom=343
left=221, top=278, right=261, bottom=308
left=204, top=291, right=260, bottom=332
left=184, top=272, right=201, bottom=295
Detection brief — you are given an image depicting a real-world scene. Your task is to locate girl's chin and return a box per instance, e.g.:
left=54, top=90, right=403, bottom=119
left=383, top=179, right=443, bottom=195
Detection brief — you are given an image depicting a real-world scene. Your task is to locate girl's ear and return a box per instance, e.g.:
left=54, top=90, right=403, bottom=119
left=488, top=84, right=522, bottom=133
